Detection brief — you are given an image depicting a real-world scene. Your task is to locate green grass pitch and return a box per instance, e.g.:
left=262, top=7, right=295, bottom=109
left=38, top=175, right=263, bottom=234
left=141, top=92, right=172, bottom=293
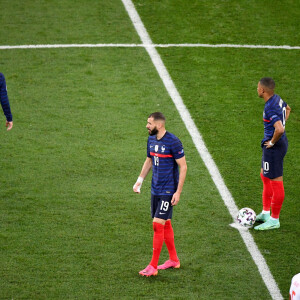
left=0, top=0, right=299, bottom=299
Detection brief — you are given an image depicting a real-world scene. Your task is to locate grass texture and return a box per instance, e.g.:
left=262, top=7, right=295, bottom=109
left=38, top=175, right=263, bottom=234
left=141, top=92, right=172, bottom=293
left=0, top=0, right=299, bottom=299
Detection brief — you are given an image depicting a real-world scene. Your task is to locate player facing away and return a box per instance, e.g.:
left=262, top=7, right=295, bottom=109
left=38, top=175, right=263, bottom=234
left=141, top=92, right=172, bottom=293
left=133, top=112, right=187, bottom=277
left=254, top=78, right=291, bottom=230
left=0, top=73, right=13, bottom=131
left=290, top=273, right=300, bottom=300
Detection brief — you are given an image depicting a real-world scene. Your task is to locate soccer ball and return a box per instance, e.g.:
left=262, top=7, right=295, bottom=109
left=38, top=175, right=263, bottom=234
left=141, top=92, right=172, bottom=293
left=237, top=207, right=256, bottom=228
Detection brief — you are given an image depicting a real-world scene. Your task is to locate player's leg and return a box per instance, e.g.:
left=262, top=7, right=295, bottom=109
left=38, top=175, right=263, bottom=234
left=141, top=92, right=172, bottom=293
left=163, top=219, right=179, bottom=262
left=255, top=140, right=287, bottom=230
left=157, top=195, right=180, bottom=270
left=139, top=195, right=169, bottom=276
left=148, top=218, right=165, bottom=269
left=139, top=219, right=165, bottom=277
left=256, top=148, right=273, bottom=222
left=150, top=196, right=174, bottom=269
left=255, top=177, right=282, bottom=231
left=270, top=177, right=284, bottom=219
left=158, top=218, right=180, bottom=270
left=256, top=169, right=272, bottom=222
left=268, top=137, right=288, bottom=222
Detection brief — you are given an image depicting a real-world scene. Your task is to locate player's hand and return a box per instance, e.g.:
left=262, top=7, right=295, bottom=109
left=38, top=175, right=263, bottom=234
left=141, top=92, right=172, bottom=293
left=133, top=177, right=144, bottom=194
left=171, top=192, right=180, bottom=206
left=264, top=140, right=274, bottom=148
left=6, top=121, right=13, bottom=131
left=133, top=182, right=142, bottom=194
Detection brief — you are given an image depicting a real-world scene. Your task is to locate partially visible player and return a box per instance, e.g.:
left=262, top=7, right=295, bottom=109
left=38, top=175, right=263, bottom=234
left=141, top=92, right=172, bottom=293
left=290, top=273, right=300, bottom=300
left=254, top=77, right=291, bottom=230
left=0, top=72, right=13, bottom=130
left=133, top=112, right=187, bottom=277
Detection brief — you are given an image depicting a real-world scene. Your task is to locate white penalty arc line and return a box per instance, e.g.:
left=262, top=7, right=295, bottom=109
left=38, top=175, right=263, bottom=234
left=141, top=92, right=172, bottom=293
left=0, top=43, right=299, bottom=50
left=121, top=0, right=283, bottom=299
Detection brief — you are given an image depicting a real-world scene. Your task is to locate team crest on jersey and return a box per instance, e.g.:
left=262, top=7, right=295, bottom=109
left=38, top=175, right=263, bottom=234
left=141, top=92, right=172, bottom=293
left=155, top=145, right=159, bottom=152
left=161, top=145, right=166, bottom=153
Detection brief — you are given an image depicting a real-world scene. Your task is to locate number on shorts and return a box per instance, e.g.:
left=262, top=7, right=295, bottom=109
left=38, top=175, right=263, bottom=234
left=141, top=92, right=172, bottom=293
left=160, top=201, right=169, bottom=211
left=263, top=161, right=269, bottom=172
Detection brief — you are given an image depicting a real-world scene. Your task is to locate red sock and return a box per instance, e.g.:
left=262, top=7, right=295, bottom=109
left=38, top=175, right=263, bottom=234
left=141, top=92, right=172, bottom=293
left=164, top=220, right=179, bottom=262
left=150, top=222, right=164, bottom=269
left=260, top=173, right=273, bottom=211
left=270, top=181, right=285, bottom=219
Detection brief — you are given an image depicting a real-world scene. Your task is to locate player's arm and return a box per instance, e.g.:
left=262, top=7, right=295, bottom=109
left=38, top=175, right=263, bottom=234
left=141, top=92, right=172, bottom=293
left=286, top=104, right=291, bottom=121
left=264, top=120, right=285, bottom=148
left=0, top=74, right=13, bottom=130
left=133, top=157, right=153, bottom=193
left=171, top=156, right=187, bottom=206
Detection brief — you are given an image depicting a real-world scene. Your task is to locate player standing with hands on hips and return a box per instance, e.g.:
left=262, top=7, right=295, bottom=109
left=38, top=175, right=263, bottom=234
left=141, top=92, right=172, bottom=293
left=133, top=112, right=187, bottom=277
left=0, top=73, right=13, bottom=131
left=254, top=78, right=291, bottom=230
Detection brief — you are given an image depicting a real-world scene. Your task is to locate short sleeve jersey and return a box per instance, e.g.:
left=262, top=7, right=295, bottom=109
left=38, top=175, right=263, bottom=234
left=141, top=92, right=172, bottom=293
left=262, top=94, right=287, bottom=145
left=147, top=131, right=184, bottom=196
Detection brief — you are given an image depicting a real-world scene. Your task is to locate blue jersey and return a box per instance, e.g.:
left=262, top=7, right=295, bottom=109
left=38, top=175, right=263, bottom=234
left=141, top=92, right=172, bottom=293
left=262, top=94, right=287, bottom=145
left=0, top=73, right=13, bottom=122
left=147, top=131, right=184, bottom=196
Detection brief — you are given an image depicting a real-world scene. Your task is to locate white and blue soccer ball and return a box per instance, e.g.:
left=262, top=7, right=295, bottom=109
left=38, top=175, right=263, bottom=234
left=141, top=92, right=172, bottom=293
left=237, top=207, right=256, bottom=228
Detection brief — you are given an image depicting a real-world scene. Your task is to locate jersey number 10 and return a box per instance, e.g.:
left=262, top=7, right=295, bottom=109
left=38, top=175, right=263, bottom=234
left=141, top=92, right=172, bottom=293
left=279, top=99, right=286, bottom=128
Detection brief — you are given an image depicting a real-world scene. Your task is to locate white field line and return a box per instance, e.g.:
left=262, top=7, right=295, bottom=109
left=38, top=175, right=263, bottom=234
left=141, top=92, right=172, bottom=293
left=157, top=43, right=300, bottom=50
left=121, top=0, right=283, bottom=299
left=0, top=43, right=300, bottom=50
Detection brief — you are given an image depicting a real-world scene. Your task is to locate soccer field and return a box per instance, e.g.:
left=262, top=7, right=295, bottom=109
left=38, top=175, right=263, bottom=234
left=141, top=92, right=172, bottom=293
left=1, top=0, right=299, bottom=299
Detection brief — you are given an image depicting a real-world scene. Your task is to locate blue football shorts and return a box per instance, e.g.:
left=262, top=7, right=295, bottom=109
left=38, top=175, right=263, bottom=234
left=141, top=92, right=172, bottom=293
left=261, top=135, right=288, bottom=179
left=151, top=194, right=173, bottom=220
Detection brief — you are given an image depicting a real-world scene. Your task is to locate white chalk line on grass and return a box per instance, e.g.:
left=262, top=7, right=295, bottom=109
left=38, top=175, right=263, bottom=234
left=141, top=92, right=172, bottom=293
left=0, top=43, right=300, bottom=50
left=121, top=0, right=283, bottom=299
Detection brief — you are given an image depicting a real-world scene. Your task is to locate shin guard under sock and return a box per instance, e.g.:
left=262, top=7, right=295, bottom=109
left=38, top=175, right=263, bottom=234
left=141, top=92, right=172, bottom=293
left=270, top=181, right=285, bottom=219
left=260, top=173, right=273, bottom=212
left=150, top=222, right=164, bottom=269
left=164, top=220, right=179, bottom=262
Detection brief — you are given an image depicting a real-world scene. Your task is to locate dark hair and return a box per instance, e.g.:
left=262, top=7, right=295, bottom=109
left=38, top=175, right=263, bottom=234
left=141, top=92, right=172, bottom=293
left=259, top=77, right=275, bottom=90
left=148, top=112, right=166, bottom=122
